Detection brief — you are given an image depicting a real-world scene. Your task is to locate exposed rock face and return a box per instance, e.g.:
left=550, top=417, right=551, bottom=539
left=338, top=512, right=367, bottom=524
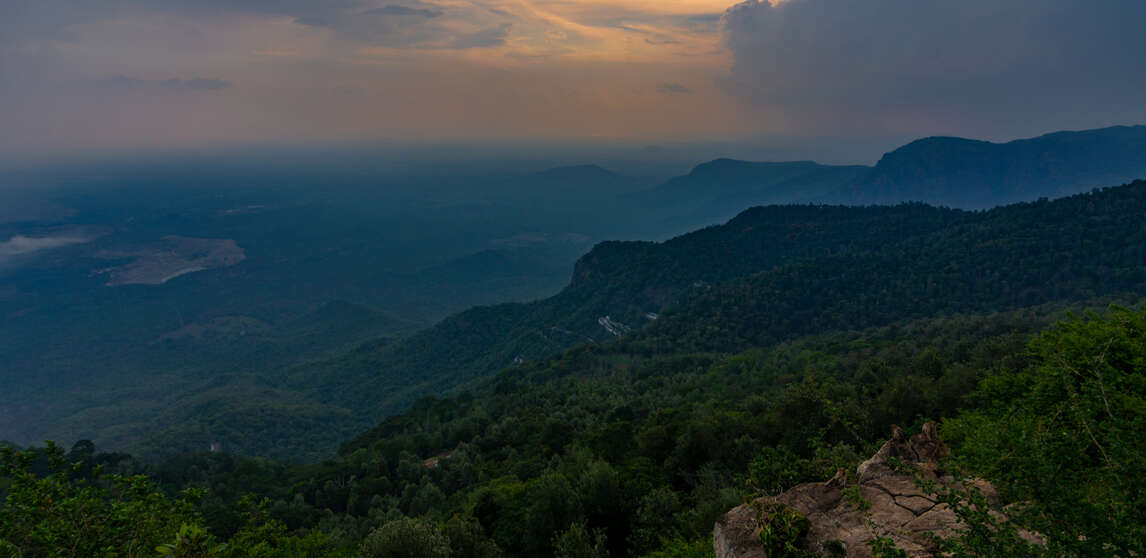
left=714, top=423, right=994, bottom=558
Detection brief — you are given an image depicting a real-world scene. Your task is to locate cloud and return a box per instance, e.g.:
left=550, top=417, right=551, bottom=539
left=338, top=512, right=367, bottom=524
left=291, top=16, right=330, bottom=27
left=721, top=0, right=1146, bottom=136
left=164, top=77, right=231, bottom=90
left=1, top=0, right=723, bottom=61
left=658, top=82, right=691, bottom=95
left=680, top=13, right=721, bottom=33
left=0, top=235, right=91, bottom=258
left=449, top=23, right=511, bottom=49
left=546, top=7, right=724, bottom=43
left=101, top=75, right=231, bottom=91
left=277, top=1, right=462, bottom=47
left=362, top=5, right=443, bottom=18
left=0, top=0, right=752, bottom=157
left=105, top=75, right=147, bottom=88
left=0, top=0, right=457, bottom=49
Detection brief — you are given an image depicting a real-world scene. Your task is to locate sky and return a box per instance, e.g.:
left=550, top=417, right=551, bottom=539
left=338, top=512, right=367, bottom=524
left=2, top=0, right=1145, bottom=160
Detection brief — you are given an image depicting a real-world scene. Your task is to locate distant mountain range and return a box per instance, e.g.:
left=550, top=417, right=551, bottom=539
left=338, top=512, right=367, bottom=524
left=630, top=125, right=1146, bottom=233
left=844, top=125, right=1146, bottom=208
left=624, top=159, right=868, bottom=236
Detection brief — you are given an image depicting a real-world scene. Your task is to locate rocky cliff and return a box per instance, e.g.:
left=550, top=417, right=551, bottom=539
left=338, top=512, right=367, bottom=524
left=714, top=423, right=999, bottom=557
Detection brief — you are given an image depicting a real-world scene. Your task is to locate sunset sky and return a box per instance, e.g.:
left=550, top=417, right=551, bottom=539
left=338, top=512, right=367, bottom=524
left=2, top=0, right=1144, bottom=159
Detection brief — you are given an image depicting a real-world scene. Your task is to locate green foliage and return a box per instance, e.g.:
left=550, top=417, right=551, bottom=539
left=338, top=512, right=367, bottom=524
left=156, top=524, right=228, bottom=558
left=840, top=484, right=870, bottom=513
left=220, top=496, right=345, bottom=558
left=753, top=503, right=813, bottom=558
left=357, top=517, right=451, bottom=558
left=748, top=443, right=861, bottom=497
left=0, top=442, right=198, bottom=557
left=0, top=303, right=1089, bottom=558
left=945, top=307, right=1146, bottom=556
left=628, top=489, right=682, bottom=554
left=552, top=522, right=608, bottom=558
left=442, top=515, right=502, bottom=558
left=637, top=538, right=714, bottom=558
left=913, top=471, right=1039, bottom=558
left=867, top=537, right=908, bottom=558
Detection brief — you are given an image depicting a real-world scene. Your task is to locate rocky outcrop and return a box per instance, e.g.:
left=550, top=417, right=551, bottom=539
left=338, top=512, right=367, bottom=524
left=714, top=423, right=996, bottom=558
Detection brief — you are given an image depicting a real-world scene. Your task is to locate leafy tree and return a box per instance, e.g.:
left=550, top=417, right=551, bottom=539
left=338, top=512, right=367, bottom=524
left=628, top=488, right=682, bottom=555
left=442, top=515, right=502, bottom=558
left=0, top=442, right=198, bottom=557
left=357, top=517, right=450, bottom=558
left=156, top=524, right=227, bottom=558
left=553, top=522, right=608, bottom=558
left=945, top=307, right=1146, bottom=556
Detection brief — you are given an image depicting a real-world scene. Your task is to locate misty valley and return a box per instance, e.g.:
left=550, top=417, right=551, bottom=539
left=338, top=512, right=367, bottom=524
left=8, top=0, right=1146, bottom=552
left=3, top=126, right=1146, bottom=557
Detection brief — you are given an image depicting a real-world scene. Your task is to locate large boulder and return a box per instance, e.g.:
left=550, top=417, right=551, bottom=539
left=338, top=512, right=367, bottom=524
left=714, top=423, right=995, bottom=558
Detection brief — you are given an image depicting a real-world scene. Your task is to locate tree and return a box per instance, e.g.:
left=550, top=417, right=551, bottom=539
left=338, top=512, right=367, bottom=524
left=358, top=517, right=450, bottom=558
left=945, top=307, right=1146, bottom=556
left=553, top=522, right=608, bottom=558
left=0, top=442, right=198, bottom=557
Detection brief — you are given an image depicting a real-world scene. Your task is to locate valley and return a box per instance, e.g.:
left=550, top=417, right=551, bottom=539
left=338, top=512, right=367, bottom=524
left=4, top=126, right=1146, bottom=463
left=5, top=178, right=1144, bottom=554
left=4, top=2, right=1145, bottom=554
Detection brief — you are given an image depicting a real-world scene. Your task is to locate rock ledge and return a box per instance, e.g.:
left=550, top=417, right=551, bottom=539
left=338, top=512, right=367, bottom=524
left=714, top=423, right=995, bottom=558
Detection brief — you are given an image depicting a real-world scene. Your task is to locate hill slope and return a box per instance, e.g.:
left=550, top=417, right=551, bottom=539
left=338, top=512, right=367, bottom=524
left=624, top=159, right=869, bottom=236
left=259, top=180, right=1146, bottom=461
left=283, top=203, right=964, bottom=421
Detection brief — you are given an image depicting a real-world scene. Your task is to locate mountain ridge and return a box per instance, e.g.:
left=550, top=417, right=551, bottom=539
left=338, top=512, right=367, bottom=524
left=843, top=124, right=1146, bottom=207
left=637, top=125, right=1146, bottom=220
left=200, top=178, right=1146, bottom=461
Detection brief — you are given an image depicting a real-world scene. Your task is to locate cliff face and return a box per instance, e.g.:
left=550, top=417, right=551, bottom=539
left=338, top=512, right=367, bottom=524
left=714, top=424, right=998, bottom=558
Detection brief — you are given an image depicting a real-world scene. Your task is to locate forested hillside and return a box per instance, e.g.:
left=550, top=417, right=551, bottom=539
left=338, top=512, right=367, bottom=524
left=5, top=304, right=1142, bottom=557
left=133, top=179, right=1146, bottom=460
left=4, top=181, right=1146, bottom=557
left=274, top=180, right=1146, bottom=453
left=7, top=126, right=1146, bottom=463
left=286, top=203, right=964, bottom=426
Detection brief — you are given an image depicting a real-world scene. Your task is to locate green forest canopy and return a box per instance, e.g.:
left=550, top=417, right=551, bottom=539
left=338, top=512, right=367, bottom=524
left=5, top=182, right=1146, bottom=556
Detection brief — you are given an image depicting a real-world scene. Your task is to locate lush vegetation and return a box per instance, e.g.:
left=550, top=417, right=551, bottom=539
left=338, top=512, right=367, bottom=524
left=6, top=302, right=1144, bottom=556
left=5, top=181, right=1146, bottom=556
left=7, top=129, right=1146, bottom=463
left=301, top=178, right=1146, bottom=443
left=943, top=308, right=1146, bottom=556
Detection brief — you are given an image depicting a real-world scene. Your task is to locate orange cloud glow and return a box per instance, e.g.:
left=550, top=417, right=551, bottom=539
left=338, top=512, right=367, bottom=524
left=1, top=0, right=768, bottom=156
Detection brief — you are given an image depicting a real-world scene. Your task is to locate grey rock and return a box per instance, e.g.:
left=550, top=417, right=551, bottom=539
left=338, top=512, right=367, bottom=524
left=714, top=422, right=992, bottom=557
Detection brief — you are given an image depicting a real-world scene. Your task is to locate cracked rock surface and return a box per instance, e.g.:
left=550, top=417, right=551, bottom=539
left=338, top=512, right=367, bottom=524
left=714, top=423, right=996, bottom=558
